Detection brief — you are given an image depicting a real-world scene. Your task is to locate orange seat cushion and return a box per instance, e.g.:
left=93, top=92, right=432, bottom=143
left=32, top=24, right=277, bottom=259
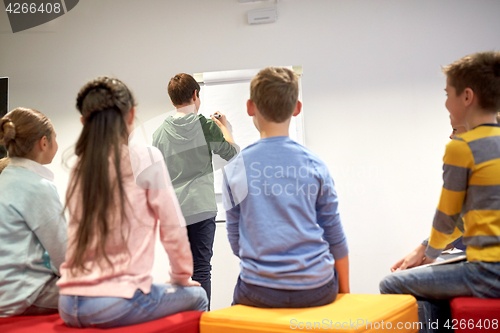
left=200, top=294, right=418, bottom=332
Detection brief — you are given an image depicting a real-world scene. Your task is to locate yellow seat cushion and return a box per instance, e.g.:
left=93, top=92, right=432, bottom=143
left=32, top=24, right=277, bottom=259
left=200, top=294, right=419, bottom=332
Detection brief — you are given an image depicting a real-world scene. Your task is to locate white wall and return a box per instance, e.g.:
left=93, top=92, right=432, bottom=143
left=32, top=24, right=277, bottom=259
left=1, top=0, right=500, bottom=310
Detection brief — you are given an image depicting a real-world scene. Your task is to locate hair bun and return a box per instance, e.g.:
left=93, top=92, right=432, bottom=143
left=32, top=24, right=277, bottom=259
left=0, top=118, right=16, bottom=145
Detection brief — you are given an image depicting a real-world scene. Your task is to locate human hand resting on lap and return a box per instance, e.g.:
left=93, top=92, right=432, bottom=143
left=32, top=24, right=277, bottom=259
left=391, top=244, right=430, bottom=272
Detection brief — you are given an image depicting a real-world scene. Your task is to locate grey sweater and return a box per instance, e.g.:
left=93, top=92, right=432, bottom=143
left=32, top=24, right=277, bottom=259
left=152, top=113, right=237, bottom=223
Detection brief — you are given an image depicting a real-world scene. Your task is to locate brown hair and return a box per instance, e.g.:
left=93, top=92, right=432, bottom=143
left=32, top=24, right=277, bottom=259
left=250, top=67, right=299, bottom=123
left=168, top=73, right=200, bottom=106
left=66, top=76, right=135, bottom=274
left=442, top=51, right=500, bottom=112
left=0, top=107, right=53, bottom=159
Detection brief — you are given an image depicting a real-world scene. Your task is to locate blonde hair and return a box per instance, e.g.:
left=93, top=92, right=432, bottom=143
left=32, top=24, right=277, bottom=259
left=0, top=157, right=9, bottom=174
left=0, top=107, right=53, bottom=159
left=250, top=67, right=299, bottom=123
left=442, top=51, right=500, bottom=112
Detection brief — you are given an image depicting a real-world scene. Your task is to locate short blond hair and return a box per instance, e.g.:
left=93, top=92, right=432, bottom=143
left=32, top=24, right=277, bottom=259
left=442, top=51, right=500, bottom=112
left=250, top=67, right=299, bottom=123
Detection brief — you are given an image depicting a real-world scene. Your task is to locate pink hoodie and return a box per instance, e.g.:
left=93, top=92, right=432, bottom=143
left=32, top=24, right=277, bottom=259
left=57, top=145, right=192, bottom=298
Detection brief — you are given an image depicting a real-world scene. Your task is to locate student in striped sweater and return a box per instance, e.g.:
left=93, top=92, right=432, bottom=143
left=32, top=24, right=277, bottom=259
left=390, top=125, right=468, bottom=273
left=380, top=51, right=500, bottom=332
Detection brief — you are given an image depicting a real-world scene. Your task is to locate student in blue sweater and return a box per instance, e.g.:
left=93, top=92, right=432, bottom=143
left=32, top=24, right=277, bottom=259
left=0, top=108, right=67, bottom=316
left=223, top=67, right=349, bottom=308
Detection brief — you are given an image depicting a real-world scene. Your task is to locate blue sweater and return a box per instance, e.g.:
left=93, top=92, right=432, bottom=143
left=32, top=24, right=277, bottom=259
left=223, top=136, right=348, bottom=290
left=0, top=158, right=67, bottom=316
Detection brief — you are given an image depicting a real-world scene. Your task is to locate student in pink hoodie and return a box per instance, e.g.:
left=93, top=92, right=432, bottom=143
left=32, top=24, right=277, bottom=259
left=57, top=76, right=207, bottom=329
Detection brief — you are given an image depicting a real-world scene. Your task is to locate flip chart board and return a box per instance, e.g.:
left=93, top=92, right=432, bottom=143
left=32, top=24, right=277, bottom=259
left=195, top=66, right=305, bottom=200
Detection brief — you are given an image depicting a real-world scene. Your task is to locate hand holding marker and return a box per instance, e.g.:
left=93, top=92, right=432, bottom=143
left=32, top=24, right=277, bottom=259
left=210, top=111, right=227, bottom=127
left=210, top=111, right=236, bottom=148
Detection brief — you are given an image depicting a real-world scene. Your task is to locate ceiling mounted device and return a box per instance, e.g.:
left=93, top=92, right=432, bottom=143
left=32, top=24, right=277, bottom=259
left=239, top=0, right=280, bottom=25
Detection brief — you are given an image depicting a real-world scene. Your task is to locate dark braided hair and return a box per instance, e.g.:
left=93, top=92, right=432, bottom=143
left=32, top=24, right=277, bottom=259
left=77, top=76, right=135, bottom=121
left=66, top=76, right=135, bottom=274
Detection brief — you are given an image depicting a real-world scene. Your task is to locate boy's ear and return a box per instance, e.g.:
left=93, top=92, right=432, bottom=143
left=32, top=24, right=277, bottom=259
left=292, top=100, right=302, bottom=117
left=463, top=88, right=475, bottom=107
left=247, top=99, right=256, bottom=117
left=80, top=116, right=84, bottom=125
left=192, top=90, right=198, bottom=102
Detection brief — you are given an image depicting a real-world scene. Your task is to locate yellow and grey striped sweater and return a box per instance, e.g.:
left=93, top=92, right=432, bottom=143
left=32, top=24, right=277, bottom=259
left=427, top=124, right=500, bottom=262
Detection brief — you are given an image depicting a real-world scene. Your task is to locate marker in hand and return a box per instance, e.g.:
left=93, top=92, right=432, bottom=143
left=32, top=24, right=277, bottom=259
left=211, top=112, right=226, bottom=128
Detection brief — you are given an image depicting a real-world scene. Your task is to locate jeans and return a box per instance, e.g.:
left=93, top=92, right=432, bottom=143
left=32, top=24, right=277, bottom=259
left=58, top=283, right=208, bottom=328
left=21, top=274, right=59, bottom=316
left=187, top=217, right=216, bottom=310
left=379, top=261, right=500, bottom=333
left=233, top=269, right=338, bottom=308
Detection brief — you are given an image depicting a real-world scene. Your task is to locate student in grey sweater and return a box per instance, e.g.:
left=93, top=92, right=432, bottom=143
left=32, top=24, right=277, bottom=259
left=153, top=74, right=237, bottom=309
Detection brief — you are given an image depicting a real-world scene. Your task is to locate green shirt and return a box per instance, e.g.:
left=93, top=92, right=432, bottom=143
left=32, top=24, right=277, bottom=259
left=152, top=113, right=237, bottom=223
